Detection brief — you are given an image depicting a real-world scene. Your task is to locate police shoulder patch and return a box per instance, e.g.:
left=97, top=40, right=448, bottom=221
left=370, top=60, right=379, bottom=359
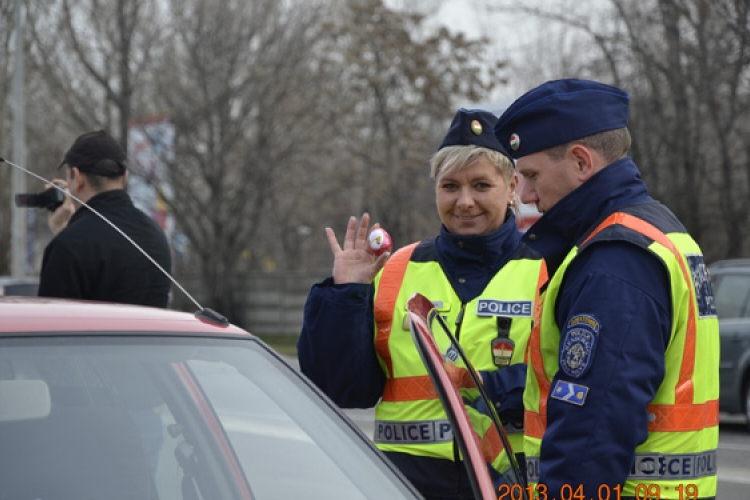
left=559, top=314, right=600, bottom=378
left=686, top=254, right=717, bottom=318
left=550, top=380, right=590, bottom=406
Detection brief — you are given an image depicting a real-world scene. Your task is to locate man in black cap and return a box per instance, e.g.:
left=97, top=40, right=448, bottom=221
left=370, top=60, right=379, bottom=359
left=297, top=109, right=546, bottom=499
left=38, top=130, right=172, bottom=308
left=494, top=79, right=719, bottom=499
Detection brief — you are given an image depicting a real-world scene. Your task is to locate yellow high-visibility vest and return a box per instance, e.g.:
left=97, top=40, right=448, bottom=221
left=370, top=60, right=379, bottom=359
left=524, top=210, right=719, bottom=498
left=372, top=239, right=546, bottom=467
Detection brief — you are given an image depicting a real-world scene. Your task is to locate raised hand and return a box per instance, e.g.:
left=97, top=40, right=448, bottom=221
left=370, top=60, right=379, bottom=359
left=327, top=213, right=391, bottom=284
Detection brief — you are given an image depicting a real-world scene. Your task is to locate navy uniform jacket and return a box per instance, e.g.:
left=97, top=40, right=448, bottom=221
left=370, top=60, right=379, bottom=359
left=522, top=157, right=673, bottom=495
left=298, top=215, right=530, bottom=496
left=39, top=190, right=172, bottom=308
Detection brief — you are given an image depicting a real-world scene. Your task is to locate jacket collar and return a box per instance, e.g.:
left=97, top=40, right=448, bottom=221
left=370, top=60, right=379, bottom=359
left=437, top=210, right=522, bottom=269
left=69, top=189, right=133, bottom=224
left=522, top=157, right=653, bottom=273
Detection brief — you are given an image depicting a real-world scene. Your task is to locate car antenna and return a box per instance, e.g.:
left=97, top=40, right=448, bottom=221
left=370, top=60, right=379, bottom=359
left=0, top=155, right=229, bottom=326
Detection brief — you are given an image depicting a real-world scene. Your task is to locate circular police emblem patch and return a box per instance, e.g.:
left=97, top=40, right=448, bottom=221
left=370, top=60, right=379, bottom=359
left=559, top=315, right=600, bottom=378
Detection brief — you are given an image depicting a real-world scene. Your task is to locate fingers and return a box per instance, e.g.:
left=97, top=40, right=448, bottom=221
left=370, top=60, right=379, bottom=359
left=342, top=213, right=372, bottom=251
left=45, top=179, right=68, bottom=190
left=342, top=216, right=357, bottom=251
left=329, top=213, right=383, bottom=257
left=356, top=213, right=371, bottom=247
left=373, top=252, right=391, bottom=269
left=325, top=227, right=341, bottom=254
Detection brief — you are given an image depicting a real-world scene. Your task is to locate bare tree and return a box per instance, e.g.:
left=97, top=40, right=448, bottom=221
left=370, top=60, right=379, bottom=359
left=0, top=0, right=14, bottom=274
left=485, top=0, right=750, bottom=261
left=321, top=0, right=506, bottom=247
left=26, top=0, right=164, bottom=149
left=608, top=0, right=750, bottom=258
left=150, top=0, right=332, bottom=323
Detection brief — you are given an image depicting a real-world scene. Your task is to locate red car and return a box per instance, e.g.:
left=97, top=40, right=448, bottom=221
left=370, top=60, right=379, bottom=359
left=0, top=297, right=424, bottom=500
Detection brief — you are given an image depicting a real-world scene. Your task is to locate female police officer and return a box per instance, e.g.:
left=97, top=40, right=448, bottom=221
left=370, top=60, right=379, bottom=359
left=297, top=108, right=546, bottom=499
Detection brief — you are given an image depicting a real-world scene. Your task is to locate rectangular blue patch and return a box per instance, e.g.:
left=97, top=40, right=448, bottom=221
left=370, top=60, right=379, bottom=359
left=550, top=380, right=589, bottom=406
left=476, top=300, right=533, bottom=318
left=687, top=255, right=717, bottom=318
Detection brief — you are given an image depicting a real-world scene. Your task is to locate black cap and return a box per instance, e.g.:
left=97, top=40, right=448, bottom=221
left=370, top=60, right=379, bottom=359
left=438, top=108, right=512, bottom=160
left=59, top=130, right=127, bottom=177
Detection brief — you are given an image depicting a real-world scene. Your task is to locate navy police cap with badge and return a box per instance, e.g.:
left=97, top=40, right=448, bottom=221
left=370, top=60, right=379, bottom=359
left=493, top=79, right=630, bottom=159
left=439, top=108, right=512, bottom=161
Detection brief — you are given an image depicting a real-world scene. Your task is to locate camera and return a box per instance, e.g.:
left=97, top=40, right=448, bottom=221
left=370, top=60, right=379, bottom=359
left=15, top=188, right=65, bottom=211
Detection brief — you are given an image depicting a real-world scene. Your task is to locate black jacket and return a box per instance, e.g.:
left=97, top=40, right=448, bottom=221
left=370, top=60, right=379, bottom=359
left=38, top=190, right=172, bottom=308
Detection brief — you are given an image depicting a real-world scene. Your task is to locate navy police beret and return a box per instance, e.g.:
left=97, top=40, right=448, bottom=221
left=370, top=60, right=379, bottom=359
left=439, top=108, right=511, bottom=159
left=494, top=79, right=630, bottom=159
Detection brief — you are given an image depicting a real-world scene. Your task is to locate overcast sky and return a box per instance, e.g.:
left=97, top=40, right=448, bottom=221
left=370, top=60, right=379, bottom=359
left=386, top=0, right=613, bottom=106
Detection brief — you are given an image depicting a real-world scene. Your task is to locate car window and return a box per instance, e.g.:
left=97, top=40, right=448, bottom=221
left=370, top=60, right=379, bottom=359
left=712, top=273, right=750, bottom=319
left=0, top=336, right=420, bottom=500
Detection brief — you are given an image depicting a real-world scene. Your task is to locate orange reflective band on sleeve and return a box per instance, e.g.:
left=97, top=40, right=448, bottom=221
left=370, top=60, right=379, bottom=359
left=647, top=399, right=719, bottom=432
left=524, top=409, right=546, bottom=439
left=582, top=212, right=697, bottom=405
left=382, top=368, right=474, bottom=402
left=374, top=243, right=419, bottom=378
left=525, top=400, right=717, bottom=439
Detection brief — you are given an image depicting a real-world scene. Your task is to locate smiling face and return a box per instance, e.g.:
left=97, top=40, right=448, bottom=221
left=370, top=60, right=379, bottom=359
left=435, top=157, right=517, bottom=236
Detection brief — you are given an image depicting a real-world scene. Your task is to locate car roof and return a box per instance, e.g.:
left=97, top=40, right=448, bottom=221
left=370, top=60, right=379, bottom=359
left=709, top=258, right=750, bottom=269
left=0, top=276, right=40, bottom=284
left=0, top=297, right=251, bottom=337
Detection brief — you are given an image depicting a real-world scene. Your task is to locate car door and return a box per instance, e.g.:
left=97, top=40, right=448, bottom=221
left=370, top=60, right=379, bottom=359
left=711, top=269, right=750, bottom=415
left=407, top=292, right=529, bottom=500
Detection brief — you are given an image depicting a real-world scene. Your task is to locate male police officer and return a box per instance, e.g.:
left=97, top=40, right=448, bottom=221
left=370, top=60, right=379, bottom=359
left=494, top=79, right=719, bottom=499
left=38, top=130, right=172, bottom=308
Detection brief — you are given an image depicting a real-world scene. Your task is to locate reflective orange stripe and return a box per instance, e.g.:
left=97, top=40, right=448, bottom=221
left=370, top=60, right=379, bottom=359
left=647, top=399, right=719, bottom=432
left=383, top=368, right=474, bottom=402
left=526, top=400, right=718, bottom=439
left=374, top=243, right=419, bottom=378
left=582, top=212, right=697, bottom=404
left=529, top=213, right=710, bottom=441
left=480, top=424, right=506, bottom=462
left=527, top=260, right=550, bottom=436
left=525, top=409, right=546, bottom=439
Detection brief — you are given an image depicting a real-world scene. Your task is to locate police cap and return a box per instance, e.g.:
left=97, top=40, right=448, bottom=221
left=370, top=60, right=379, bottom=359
left=494, top=79, right=630, bottom=159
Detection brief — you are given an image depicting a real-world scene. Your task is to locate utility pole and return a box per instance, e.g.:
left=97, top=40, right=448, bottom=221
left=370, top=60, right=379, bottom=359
left=11, top=0, right=27, bottom=277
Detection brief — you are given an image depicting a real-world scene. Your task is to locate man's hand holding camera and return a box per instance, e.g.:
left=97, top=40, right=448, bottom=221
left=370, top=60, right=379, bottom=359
left=45, top=180, right=75, bottom=235
left=14, top=180, right=75, bottom=235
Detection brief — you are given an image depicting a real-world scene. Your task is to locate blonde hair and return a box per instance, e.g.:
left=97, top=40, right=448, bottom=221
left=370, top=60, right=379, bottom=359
left=430, top=145, right=515, bottom=183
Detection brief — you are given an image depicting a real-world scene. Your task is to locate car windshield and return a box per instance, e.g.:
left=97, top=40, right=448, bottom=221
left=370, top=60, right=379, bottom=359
left=0, top=335, right=419, bottom=500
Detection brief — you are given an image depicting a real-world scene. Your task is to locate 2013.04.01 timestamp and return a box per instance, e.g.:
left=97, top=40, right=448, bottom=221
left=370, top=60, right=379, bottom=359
left=496, top=483, right=700, bottom=500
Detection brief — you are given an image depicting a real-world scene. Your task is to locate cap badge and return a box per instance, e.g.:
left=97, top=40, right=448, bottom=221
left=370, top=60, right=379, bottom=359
left=509, top=133, right=521, bottom=151
left=470, top=120, right=483, bottom=135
